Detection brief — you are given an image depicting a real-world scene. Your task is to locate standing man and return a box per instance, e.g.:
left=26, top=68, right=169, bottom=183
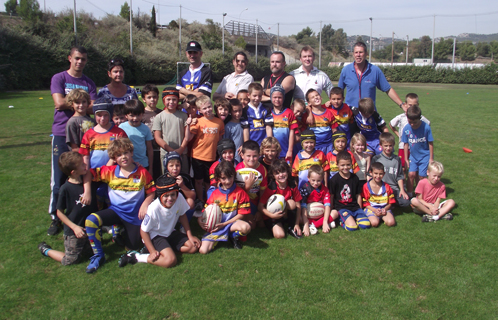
left=213, top=51, right=254, bottom=100
left=338, top=41, right=407, bottom=111
left=48, top=46, right=97, bottom=235
left=290, top=46, right=333, bottom=101
left=177, top=41, right=213, bottom=100
left=260, top=51, right=295, bottom=109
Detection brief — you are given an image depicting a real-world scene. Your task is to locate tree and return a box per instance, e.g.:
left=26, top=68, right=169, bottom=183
left=458, top=41, right=476, bottom=61
left=318, top=24, right=348, bottom=58
left=476, top=42, right=490, bottom=57
left=5, top=0, right=18, bottom=15
left=120, top=2, right=130, bottom=20
left=234, top=36, right=246, bottom=50
left=434, top=38, right=453, bottom=61
left=417, top=36, right=432, bottom=58
left=490, top=41, right=498, bottom=61
left=149, top=6, right=157, bottom=37
left=168, top=20, right=179, bottom=29
left=18, top=0, right=41, bottom=22
left=356, top=36, right=364, bottom=43
left=295, top=27, right=313, bottom=43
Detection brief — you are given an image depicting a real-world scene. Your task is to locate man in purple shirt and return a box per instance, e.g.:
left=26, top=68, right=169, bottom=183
left=48, top=46, right=97, bottom=235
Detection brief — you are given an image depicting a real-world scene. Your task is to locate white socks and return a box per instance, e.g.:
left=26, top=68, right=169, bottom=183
left=135, top=253, right=149, bottom=263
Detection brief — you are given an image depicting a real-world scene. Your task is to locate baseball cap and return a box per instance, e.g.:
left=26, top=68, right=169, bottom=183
left=186, top=41, right=202, bottom=52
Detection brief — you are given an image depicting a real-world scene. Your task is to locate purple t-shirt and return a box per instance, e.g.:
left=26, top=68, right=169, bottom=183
left=50, top=71, right=97, bottom=136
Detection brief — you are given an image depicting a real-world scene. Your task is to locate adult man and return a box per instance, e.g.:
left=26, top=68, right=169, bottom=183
left=177, top=41, right=213, bottom=100
left=48, top=46, right=97, bottom=235
left=213, top=51, right=254, bottom=100
left=260, top=51, right=295, bottom=109
left=290, top=46, right=333, bottom=101
left=338, top=41, right=406, bottom=111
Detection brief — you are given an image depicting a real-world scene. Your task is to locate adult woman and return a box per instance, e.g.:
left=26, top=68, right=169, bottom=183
left=98, top=58, right=138, bottom=104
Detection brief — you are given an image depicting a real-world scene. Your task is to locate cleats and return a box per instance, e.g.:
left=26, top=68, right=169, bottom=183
left=230, top=236, right=243, bottom=249
left=47, top=220, right=62, bottom=236
left=442, top=213, right=453, bottom=220
left=38, top=242, right=52, bottom=256
left=86, top=254, right=105, bottom=273
left=118, top=251, right=138, bottom=267
left=288, top=228, right=302, bottom=239
left=193, top=199, right=204, bottom=218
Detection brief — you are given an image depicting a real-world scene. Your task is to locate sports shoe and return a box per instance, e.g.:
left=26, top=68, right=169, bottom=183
left=112, top=235, right=126, bottom=247
left=288, top=228, right=302, bottom=239
left=193, top=199, right=204, bottom=218
left=422, top=214, right=435, bottom=222
left=38, top=242, right=52, bottom=256
left=118, top=251, right=138, bottom=267
left=442, top=213, right=453, bottom=220
left=86, top=254, right=105, bottom=273
left=330, top=221, right=337, bottom=229
left=47, top=220, right=62, bottom=236
left=229, top=236, right=243, bottom=249
left=309, top=223, right=318, bottom=235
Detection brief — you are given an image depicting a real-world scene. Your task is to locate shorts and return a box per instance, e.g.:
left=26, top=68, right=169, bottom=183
left=192, top=158, right=214, bottom=183
left=398, top=149, right=410, bottom=168
left=96, top=208, right=143, bottom=250
left=392, top=188, right=411, bottom=207
left=408, top=158, right=429, bottom=177
left=366, top=139, right=383, bottom=155
left=364, top=208, right=393, bottom=220
left=264, top=217, right=285, bottom=231
left=61, top=234, right=92, bottom=266
left=151, top=230, right=188, bottom=252
left=338, top=208, right=367, bottom=223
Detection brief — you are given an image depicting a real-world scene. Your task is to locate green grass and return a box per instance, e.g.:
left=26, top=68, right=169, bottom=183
left=1, top=83, right=497, bottom=319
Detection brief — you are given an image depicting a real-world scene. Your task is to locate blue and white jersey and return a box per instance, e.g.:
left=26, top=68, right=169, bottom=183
left=177, top=63, right=213, bottom=96
left=352, top=107, right=385, bottom=142
left=240, top=103, right=274, bottom=145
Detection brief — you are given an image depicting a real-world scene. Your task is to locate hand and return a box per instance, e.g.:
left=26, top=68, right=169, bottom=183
left=211, top=222, right=226, bottom=233
left=272, top=210, right=285, bottom=219
left=324, top=100, right=332, bottom=108
left=380, top=208, right=387, bottom=216
left=401, top=102, right=409, bottom=112
left=189, top=235, right=201, bottom=248
left=150, top=250, right=160, bottom=262
left=225, top=92, right=235, bottom=99
left=322, top=223, right=330, bottom=233
left=303, top=225, right=310, bottom=237
left=244, top=173, right=257, bottom=189
left=186, top=115, right=192, bottom=125
left=237, top=146, right=243, bottom=158
left=138, top=207, right=147, bottom=220
left=293, top=225, right=302, bottom=236
left=81, top=190, right=91, bottom=206
left=176, top=175, right=185, bottom=187
left=285, top=151, right=293, bottom=163
left=73, top=226, right=86, bottom=238
left=400, top=190, right=409, bottom=200
left=191, top=118, right=198, bottom=125
left=197, top=216, right=207, bottom=230
left=374, top=209, right=382, bottom=217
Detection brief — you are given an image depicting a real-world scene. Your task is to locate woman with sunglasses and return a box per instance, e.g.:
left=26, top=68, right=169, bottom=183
left=97, top=58, right=138, bottom=104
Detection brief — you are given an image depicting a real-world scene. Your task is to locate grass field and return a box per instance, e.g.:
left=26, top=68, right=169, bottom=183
left=1, top=83, right=497, bottom=319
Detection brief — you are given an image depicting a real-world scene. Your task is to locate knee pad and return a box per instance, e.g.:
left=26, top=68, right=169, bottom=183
left=343, top=223, right=358, bottom=231
left=357, top=217, right=371, bottom=229
left=85, top=213, right=103, bottom=229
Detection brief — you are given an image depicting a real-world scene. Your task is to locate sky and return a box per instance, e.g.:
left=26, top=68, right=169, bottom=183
left=40, top=0, right=498, bottom=40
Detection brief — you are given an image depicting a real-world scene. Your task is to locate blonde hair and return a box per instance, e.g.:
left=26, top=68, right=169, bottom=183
left=428, top=161, right=444, bottom=175
left=195, top=95, right=211, bottom=108
left=350, top=132, right=367, bottom=150
left=260, top=137, right=282, bottom=155
left=66, top=89, right=90, bottom=108
left=107, top=138, right=134, bottom=159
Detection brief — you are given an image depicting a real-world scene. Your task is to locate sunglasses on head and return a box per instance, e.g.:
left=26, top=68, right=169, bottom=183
left=110, top=59, right=124, bottom=65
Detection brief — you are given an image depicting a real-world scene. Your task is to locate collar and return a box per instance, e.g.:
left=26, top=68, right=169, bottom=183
left=189, top=62, right=205, bottom=73
left=352, top=60, right=370, bottom=73
left=218, top=182, right=236, bottom=200
left=233, top=70, right=248, bottom=77
left=297, top=65, right=318, bottom=74
left=115, top=163, right=138, bottom=178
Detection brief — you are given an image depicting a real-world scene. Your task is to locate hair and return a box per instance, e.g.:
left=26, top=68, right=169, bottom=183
left=308, top=164, right=324, bottom=177
left=58, top=151, right=83, bottom=176
left=141, top=84, right=159, bottom=99
left=350, top=132, right=367, bottom=150
left=107, top=138, right=134, bottom=159
left=65, top=89, right=90, bottom=108
left=291, top=98, right=306, bottom=110
left=248, top=82, right=263, bottom=95
left=195, top=95, right=211, bottom=108
left=305, top=88, right=318, bottom=102
left=336, top=150, right=352, bottom=163
left=241, top=140, right=260, bottom=154
left=271, top=51, right=286, bottom=62
left=214, top=98, right=231, bottom=113
left=405, top=93, right=419, bottom=102
left=214, top=160, right=236, bottom=180
left=269, top=159, right=292, bottom=180
left=300, top=45, right=315, bottom=58
left=124, top=99, right=145, bottom=115
left=107, top=57, right=124, bottom=72
left=358, top=97, right=375, bottom=115
left=330, top=87, right=344, bottom=98
left=237, top=89, right=248, bottom=96
left=260, top=137, right=282, bottom=155
left=428, top=161, right=444, bottom=175
left=69, top=46, right=87, bottom=56
left=353, top=41, right=368, bottom=52
left=185, top=94, right=197, bottom=106
left=113, top=104, right=126, bottom=117
left=233, top=51, right=248, bottom=62
left=406, top=105, right=422, bottom=120
left=379, top=132, right=396, bottom=145
left=229, top=98, right=242, bottom=109
left=370, top=162, right=385, bottom=172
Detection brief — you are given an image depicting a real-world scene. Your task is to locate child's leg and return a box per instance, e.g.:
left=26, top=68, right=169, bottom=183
left=85, top=209, right=121, bottom=257
left=364, top=208, right=380, bottom=228
left=354, top=209, right=371, bottom=229
left=230, top=220, right=251, bottom=236
left=194, top=179, right=204, bottom=202
left=407, top=171, right=417, bottom=193
left=199, top=240, right=217, bottom=254
left=272, top=223, right=286, bottom=239
left=339, top=209, right=359, bottom=231
left=382, top=210, right=396, bottom=227
left=438, top=199, right=456, bottom=218
left=147, top=247, right=178, bottom=268
left=410, top=198, right=431, bottom=215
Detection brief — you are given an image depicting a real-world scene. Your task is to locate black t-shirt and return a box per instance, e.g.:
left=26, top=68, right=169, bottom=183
left=57, top=180, right=96, bottom=236
left=262, top=72, right=295, bottom=109
left=328, top=173, right=362, bottom=211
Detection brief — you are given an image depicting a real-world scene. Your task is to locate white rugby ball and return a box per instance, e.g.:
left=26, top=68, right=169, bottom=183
left=202, top=204, right=222, bottom=233
left=307, top=202, right=325, bottom=219
left=235, top=168, right=263, bottom=193
left=266, top=194, right=286, bottom=213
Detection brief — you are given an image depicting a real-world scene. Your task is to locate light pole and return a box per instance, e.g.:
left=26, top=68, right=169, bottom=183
left=222, top=13, right=227, bottom=56
left=238, top=8, right=248, bottom=36
left=255, top=19, right=258, bottom=64
left=130, top=0, right=133, bottom=55
left=73, top=0, right=77, bottom=45
left=369, top=17, right=372, bottom=61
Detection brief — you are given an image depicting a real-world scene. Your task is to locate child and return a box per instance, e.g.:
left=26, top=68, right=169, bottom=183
left=183, top=94, right=198, bottom=118
left=118, top=175, right=200, bottom=268
left=411, top=161, right=455, bottom=222
left=199, top=161, right=252, bottom=253
left=119, top=99, right=154, bottom=176
left=305, top=88, right=337, bottom=155
left=372, top=132, right=410, bottom=207
left=152, top=87, right=191, bottom=175
left=84, top=138, right=155, bottom=273
left=65, top=89, right=95, bottom=151
left=328, top=151, right=371, bottom=231
left=300, top=165, right=338, bottom=236
left=189, top=95, right=225, bottom=208
left=326, top=130, right=358, bottom=179
left=163, top=151, right=196, bottom=211
left=240, top=83, right=273, bottom=144
left=141, top=84, right=163, bottom=181
left=214, top=97, right=231, bottom=123
left=208, top=139, right=238, bottom=197
left=350, top=133, right=371, bottom=186
left=401, top=105, right=434, bottom=194
left=270, top=86, right=297, bottom=162
left=351, top=97, right=389, bottom=155
left=259, top=137, right=282, bottom=172
left=328, top=87, right=354, bottom=145
left=259, top=159, right=302, bottom=239
left=290, top=98, right=307, bottom=156
left=112, top=104, right=127, bottom=126
left=292, top=130, right=329, bottom=190
left=223, top=98, right=244, bottom=163
left=237, top=89, right=250, bottom=109
left=38, top=152, right=94, bottom=265
left=362, top=162, right=396, bottom=227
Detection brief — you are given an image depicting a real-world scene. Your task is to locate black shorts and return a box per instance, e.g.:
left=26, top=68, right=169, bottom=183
left=151, top=230, right=188, bottom=252
left=192, top=158, right=214, bottom=183
left=95, top=208, right=142, bottom=250
left=264, top=217, right=285, bottom=231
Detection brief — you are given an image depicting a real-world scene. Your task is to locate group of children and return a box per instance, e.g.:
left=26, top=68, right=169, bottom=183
left=38, top=82, right=456, bottom=272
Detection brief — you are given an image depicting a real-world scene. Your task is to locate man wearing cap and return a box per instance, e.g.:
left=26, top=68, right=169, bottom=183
left=47, top=46, right=97, bottom=236
left=260, top=51, right=295, bottom=109
left=213, top=51, right=254, bottom=100
left=177, top=41, right=213, bottom=100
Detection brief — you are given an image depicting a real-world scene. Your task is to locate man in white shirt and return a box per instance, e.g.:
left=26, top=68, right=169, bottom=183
left=213, top=51, right=254, bottom=100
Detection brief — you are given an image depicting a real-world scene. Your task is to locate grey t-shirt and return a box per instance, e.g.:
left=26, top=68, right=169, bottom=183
left=372, top=152, right=404, bottom=192
left=65, top=115, right=96, bottom=147
left=151, top=110, right=188, bottom=155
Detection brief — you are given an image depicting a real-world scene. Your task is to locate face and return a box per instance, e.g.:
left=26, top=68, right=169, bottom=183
left=113, top=114, right=127, bottom=126
left=270, top=53, right=285, bottom=74
left=302, top=140, right=315, bottom=153
left=160, top=190, right=178, bottom=208
left=334, top=138, right=347, bottom=152
left=263, top=145, right=279, bottom=161
left=381, top=142, right=394, bottom=156
left=167, top=160, right=181, bottom=177
left=371, top=168, right=385, bottom=183
left=273, top=170, right=288, bottom=185
left=237, top=92, right=250, bottom=108
left=308, top=172, right=323, bottom=189
left=271, top=92, right=284, bottom=108
left=108, top=65, right=124, bottom=83
left=198, top=101, right=213, bottom=118
left=126, top=112, right=144, bottom=127
left=337, top=159, right=352, bottom=175
left=329, top=94, right=344, bottom=109
left=73, top=159, right=88, bottom=176
left=292, top=104, right=305, bottom=118
left=231, top=104, right=243, bottom=120
left=249, top=90, right=263, bottom=106
left=407, top=118, right=422, bottom=130
left=242, top=149, right=259, bottom=168
left=427, top=170, right=442, bottom=185
left=217, top=106, right=229, bottom=120
left=233, top=54, right=247, bottom=74
left=405, top=97, right=419, bottom=109
left=68, top=50, right=88, bottom=72
left=353, top=46, right=367, bottom=64
left=164, top=96, right=179, bottom=111
left=185, top=103, right=197, bottom=117
left=221, top=150, right=234, bottom=162
left=353, top=141, right=365, bottom=153
left=72, top=98, right=88, bottom=114
left=307, top=91, right=322, bottom=107
left=186, top=50, right=202, bottom=65
left=300, top=50, right=314, bottom=69
left=95, top=111, right=110, bottom=127
left=219, top=173, right=235, bottom=190
left=143, top=92, right=159, bottom=109
left=114, top=151, right=133, bottom=168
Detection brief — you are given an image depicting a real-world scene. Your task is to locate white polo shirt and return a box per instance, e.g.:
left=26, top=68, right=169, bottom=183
left=215, top=71, right=254, bottom=96
left=290, top=66, right=333, bottom=100
left=141, top=193, right=190, bottom=239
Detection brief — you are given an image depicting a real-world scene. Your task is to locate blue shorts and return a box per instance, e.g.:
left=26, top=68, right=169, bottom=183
left=338, top=208, right=370, bottom=231
left=408, top=158, right=429, bottom=177
left=250, top=202, right=258, bottom=216
left=338, top=208, right=367, bottom=222
left=366, top=139, right=382, bottom=155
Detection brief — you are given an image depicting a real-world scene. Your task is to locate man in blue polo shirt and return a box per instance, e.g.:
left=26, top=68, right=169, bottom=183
left=338, top=41, right=407, bottom=112
left=177, top=41, right=213, bottom=100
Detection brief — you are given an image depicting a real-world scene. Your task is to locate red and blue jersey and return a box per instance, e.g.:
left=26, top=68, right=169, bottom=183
left=272, top=108, right=298, bottom=158
left=292, top=149, right=329, bottom=189
left=260, top=180, right=302, bottom=220
left=308, top=107, right=337, bottom=153
left=79, top=125, right=127, bottom=169
left=327, top=150, right=359, bottom=179
left=362, top=181, right=395, bottom=209
left=235, top=162, right=268, bottom=205
left=329, top=103, right=354, bottom=142
left=299, top=182, right=331, bottom=208
left=206, top=185, right=251, bottom=222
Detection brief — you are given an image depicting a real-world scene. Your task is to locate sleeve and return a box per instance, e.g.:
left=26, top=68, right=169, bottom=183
left=151, top=113, right=162, bottom=132
left=299, top=184, right=310, bottom=205
left=87, top=80, right=97, bottom=100
left=190, top=121, right=199, bottom=135
left=117, top=127, right=128, bottom=138
left=375, top=67, right=392, bottom=92
left=214, top=76, right=227, bottom=95
left=79, top=131, right=91, bottom=156
left=131, top=88, right=139, bottom=100
left=264, top=107, right=274, bottom=127
left=362, top=182, right=371, bottom=206
left=337, top=68, right=346, bottom=89
left=238, top=74, right=254, bottom=92
left=323, top=188, right=331, bottom=206
left=50, top=73, right=65, bottom=95
left=386, top=184, right=396, bottom=204
left=321, top=153, right=330, bottom=171
left=143, top=170, right=156, bottom=194
left=322, top=73, right=333, bottom=97
left=438, top=184, right=447, bottom=199
left=141, top=204, right=157, bottom=233
left=237, top=189, right=251, bottom=215
left=390, top=114, right=401, bottom=128
left=288, top=111, right=298, bottom=131
left=426, top=125, right=434, bottom=142
left=422, top=115, right=430, bottom=126
left=65, top=119, right=79, bottom=145
left=400, top=126, right=409, bottom=144
left=240, top=108, right=249, bottom=129
left=292, top=187, right=302, bottom=203
left=90, top=167, right=105, bottom=183
left=291, top=156, right=299, bottom=177
left=144, top=126, right=153, bottom=141
left=373, top=111, right=386, bottom=127
left=198, top=68, right=213, bottom=95
left=97, top=87, right=105, bottom=98
left=414, top=179, right=425, bottom=196
left=56, top=185, right=68, bottom=212
left=178, top=193, right=190, bottom=216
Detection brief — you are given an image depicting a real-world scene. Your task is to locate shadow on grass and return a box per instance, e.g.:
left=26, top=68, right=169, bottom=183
left=0, top=132, right=52, bottom=139
left=0, top=140, right=51, bottom=150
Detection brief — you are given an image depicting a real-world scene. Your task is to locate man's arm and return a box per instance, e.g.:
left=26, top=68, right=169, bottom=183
left=52, top=93, right=70, bottom=111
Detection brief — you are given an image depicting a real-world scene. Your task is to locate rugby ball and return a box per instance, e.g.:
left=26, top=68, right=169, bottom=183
left=266, top=194, right=286, bottom=213
left=307, top=202, right=325, bottom=219
left=235, top=168, right=263, bottom=193
left=202, top=204, right=223, bottom=233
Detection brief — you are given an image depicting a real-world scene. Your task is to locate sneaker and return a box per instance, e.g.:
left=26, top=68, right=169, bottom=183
left=442, top=213, right=454, bottom=220
left=193, top=199, right=204, bottom=218
left=422, top=214, right=435, bottom=223
left=38, top=242, right=52, bottom=256
left=229, top=236, right=243, bottom=249
left=179, top=225, right=186, bottom=234
left=309, top=223, right=318, bottom=235
left=112, top=235, right=126, bottom=247
left=86, top=254, right=105, bottom=273
left=47, top=220, right=61, bottom=236
left=288, top=228, right=302, bottom=239
left=118, top=251, right=138, bottom=267
left=140, top=246, right=149, bottom=254
left=330, top=221, right=337, bottom=229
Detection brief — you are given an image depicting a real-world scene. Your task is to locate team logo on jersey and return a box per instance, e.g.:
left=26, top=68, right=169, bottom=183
left=323, top=117, right=329, bottom=121
left=133, top=177, right=141, bottom=183
left=282, top=117, right=288, bottom=122
left=342, top=113, right=348, bottom=118
left=143, top=214, right=150, bottom=226
left=315, top=80, right=318, bottom=84
left=313, top=158, right=319, bottom=162
left=368, top=118, right=372, bottom=124
left=194, top=76, right=199, bottom=82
